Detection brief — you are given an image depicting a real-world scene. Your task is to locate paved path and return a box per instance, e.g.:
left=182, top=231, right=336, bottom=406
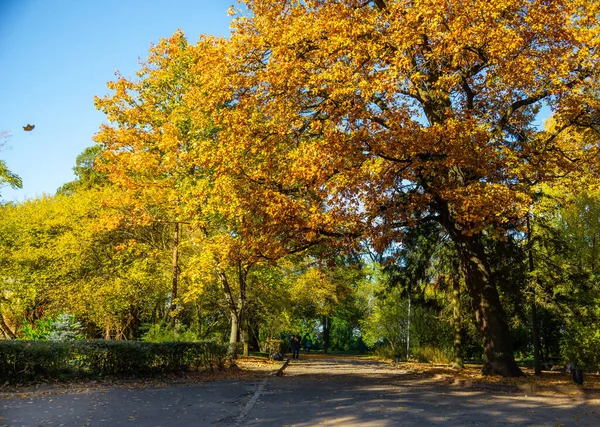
left=2, top=354, right=600, bottom=426
left=249, top=355, right=600, bottom=426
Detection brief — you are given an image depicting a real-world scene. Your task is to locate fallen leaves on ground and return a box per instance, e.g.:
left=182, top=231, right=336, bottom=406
left=390, top=361, right=600, bottom=390
left=0, top=356, right=283, bottom=397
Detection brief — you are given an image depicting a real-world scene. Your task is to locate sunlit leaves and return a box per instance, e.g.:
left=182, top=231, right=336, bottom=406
left=203, top=0, right=600, bottom=248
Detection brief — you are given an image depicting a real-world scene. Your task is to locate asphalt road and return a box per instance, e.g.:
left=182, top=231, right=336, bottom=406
left=2, top=355, right=599, bottom=426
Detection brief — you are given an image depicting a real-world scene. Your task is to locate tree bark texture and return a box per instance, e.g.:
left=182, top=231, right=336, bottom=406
left=451, top=232, right=524, bottom=377
left=229, top=311, right=239, bottom=344
left=0, top=314, right=16, bottom=339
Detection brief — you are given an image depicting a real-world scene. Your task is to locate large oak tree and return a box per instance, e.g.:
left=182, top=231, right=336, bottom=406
left=197, top=0, right=600, bottom=376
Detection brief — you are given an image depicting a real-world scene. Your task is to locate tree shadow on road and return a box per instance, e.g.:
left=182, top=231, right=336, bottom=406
left=247, top=355, right=600, bottom=426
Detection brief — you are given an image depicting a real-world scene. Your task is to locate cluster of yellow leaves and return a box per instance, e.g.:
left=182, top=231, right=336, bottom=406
left=0, top=188, right=173, bottom=338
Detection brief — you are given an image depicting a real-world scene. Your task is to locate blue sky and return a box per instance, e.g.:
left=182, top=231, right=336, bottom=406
left=0, top=0, right=234, bottom=201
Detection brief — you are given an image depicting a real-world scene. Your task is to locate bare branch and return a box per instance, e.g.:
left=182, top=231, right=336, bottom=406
left=373, top=0, right=387, bottom=10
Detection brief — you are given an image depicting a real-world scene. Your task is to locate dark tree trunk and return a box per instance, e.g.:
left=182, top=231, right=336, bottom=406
left=527, top=216, right=542, bottom=375
left=451, top=232, right=524, bottom=377
left=249, top=322, right=260, bottom=352
left=531, top=298, right=541, bottom=375
left=322, top=317, right=331, bottom=353
left=451, top=264, right=464, bottom=369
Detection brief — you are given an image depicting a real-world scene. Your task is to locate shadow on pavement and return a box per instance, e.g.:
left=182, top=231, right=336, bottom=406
left=246, top=355, right=600, bottom=426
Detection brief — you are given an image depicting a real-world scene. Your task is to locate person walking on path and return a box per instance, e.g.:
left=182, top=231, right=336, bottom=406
left=305, top=336, right=312, bottom=353
left=292, top=333, right=301, bottom=359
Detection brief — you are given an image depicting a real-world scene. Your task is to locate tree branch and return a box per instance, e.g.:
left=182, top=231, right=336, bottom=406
left=373, top=0, right=387, bottom=10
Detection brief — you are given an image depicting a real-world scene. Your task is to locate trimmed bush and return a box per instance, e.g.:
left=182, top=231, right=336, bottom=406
left=0, top=341, right=71, bottom=382
left=0, top=340, right=229, bottom=383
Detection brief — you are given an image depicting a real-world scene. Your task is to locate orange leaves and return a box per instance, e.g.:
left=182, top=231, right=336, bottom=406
left=442, top=182, right=531, bottom=236
left=216, top=0, right=600, bottom=243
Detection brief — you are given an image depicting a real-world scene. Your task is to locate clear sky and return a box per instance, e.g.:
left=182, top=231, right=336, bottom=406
left=0, top=0, right=234, bottom=202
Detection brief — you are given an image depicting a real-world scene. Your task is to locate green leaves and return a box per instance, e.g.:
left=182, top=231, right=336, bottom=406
left=0, top=159, right=22, bottom=192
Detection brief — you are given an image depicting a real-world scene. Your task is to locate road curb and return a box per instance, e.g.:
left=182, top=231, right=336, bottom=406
left=274, top=357, right=291, bottom=376
left=440, top=375, right=600, bottom=396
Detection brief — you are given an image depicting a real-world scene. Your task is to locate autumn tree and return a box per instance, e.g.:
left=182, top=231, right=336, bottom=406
left=196, top=0, right=600, bottom=376
left=0, top=188, right=174, bottom=339
left=93, top=31, right=257, bottom=347
left=94, top=30, right=351, bottom=351
left=94, top=31, right=212, bottom=327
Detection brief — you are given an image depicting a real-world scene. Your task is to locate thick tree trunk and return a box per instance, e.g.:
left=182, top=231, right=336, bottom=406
left=229, top=310, right=240, bottom=358
left=229, top=310, right=240, bottom=344
left=242, top=328, right=249, bottom=357
left=451, top=267, right=464, bottom=370
left=451, top=232, right=524, bottom=377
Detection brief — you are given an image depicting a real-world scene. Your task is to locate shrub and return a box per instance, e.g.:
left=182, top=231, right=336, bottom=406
left=142, top=323, right=199, bottom=343
left=372, top=343, right=396, bottom=360
left=561, top=318, right=600, bottom=371
left=20, top=316, right=57, bottom=340
left=0, top=340, right=229, bottom=383
left=413, top=345, right=452, bottom=364
left=48, top=313, right=84, bottom=341
left=0, top=340, right=71, bottom=382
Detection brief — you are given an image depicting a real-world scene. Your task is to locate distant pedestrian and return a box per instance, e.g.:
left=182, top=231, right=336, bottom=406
left=292, top=333, right=301, bottom=359
left=305, top=336, right=312, bottom=353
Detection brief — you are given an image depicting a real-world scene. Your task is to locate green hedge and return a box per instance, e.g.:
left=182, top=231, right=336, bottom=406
left=0, top=340, right=229, bottom=383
